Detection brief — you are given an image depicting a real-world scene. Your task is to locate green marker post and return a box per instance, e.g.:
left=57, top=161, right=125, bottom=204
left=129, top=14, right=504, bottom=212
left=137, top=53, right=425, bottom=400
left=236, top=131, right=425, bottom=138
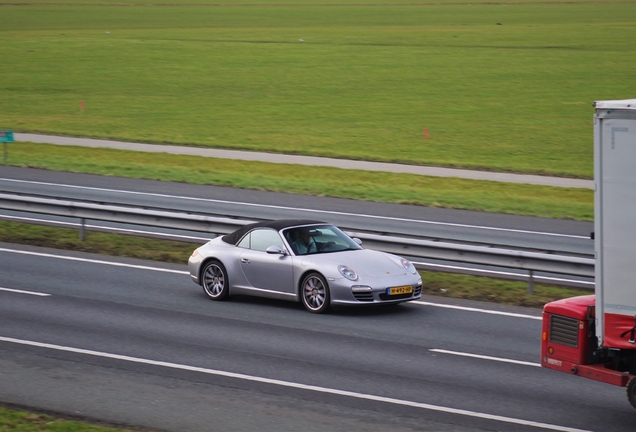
left=0, top=131, right=15, bottom=163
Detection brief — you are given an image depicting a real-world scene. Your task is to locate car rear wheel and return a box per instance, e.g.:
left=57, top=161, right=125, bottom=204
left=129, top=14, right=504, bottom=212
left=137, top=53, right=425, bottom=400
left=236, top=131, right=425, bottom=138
left=201, top=260, right=229, bottom=301
left=301, top=272, right=330, bottom=314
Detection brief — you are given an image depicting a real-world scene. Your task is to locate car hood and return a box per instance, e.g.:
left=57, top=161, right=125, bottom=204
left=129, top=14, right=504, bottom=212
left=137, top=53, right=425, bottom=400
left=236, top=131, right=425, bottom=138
left=320, top=249, right=407, bottom=278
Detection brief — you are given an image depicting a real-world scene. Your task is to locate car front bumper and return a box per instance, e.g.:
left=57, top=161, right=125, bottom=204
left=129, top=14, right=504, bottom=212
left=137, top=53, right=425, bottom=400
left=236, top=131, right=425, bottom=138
left=329, top=277, right=422, bottom=306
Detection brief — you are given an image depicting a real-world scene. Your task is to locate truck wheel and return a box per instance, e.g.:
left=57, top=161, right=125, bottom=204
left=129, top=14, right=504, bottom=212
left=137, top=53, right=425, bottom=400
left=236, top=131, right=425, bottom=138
left=627, top=376, right=636, bottom=410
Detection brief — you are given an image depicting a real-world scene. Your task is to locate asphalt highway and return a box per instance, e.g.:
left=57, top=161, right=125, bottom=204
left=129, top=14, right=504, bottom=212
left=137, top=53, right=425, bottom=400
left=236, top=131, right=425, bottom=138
left=0, top=244, right=632, bottom=432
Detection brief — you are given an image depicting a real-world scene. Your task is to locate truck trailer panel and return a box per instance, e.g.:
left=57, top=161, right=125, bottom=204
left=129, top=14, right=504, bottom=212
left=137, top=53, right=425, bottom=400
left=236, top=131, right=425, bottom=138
left=594, top=101, right=636, bottom=350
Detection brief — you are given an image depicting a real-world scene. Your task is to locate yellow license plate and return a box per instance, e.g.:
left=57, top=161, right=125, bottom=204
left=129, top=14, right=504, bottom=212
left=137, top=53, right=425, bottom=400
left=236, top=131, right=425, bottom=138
left=388, top=285, right=413, bottom=295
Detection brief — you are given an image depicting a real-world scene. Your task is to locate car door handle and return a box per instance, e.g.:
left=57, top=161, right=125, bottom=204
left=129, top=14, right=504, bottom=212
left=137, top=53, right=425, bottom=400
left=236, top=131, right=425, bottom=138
left=241, top=258, right=250, bottom=264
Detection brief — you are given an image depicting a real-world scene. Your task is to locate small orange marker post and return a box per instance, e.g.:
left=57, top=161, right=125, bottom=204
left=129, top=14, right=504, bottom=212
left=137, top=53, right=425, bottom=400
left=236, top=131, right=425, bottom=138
left=423, top=127, right=429, bottom=140
left=80, top=100, right=85, bottom=113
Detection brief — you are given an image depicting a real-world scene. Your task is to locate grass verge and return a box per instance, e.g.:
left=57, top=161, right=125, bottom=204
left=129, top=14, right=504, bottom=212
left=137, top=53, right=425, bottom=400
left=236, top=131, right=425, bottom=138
left=0, top=404, right=155, bottom=432
left=420, top=271, right=588, bottom=309
left=4, top=143, right=594, bottom=220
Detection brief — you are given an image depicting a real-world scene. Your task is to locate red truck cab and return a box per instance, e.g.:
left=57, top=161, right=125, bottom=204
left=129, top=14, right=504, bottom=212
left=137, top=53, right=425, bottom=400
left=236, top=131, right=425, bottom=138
left=542, top=295, right=636, bottom=406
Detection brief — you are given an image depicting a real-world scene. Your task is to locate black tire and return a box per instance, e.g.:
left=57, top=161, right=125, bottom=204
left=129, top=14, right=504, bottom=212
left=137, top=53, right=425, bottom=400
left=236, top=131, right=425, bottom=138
left=627, top=376, right=636, bottom=410
left=300, top=272, right=330, bottom=314
left=201, top=260, right=229, bottom=301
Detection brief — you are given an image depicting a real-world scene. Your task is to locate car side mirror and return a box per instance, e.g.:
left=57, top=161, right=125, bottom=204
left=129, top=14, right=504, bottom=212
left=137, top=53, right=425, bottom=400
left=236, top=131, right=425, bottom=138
left=266, top=245, right=287, bottom=255
left=353, top=237, right=362, bottom=245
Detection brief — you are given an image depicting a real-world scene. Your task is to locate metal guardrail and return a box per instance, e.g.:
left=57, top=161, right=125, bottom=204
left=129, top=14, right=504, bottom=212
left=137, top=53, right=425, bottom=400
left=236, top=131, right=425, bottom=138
left=0, top=193, right=250, bottom=235
left=0, top=193, right=595, bottom=291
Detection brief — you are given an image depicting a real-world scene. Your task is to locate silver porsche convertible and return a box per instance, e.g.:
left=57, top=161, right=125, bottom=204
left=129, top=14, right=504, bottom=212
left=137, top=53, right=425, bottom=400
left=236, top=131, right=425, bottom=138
left=188, top=220, right=422, bottom=313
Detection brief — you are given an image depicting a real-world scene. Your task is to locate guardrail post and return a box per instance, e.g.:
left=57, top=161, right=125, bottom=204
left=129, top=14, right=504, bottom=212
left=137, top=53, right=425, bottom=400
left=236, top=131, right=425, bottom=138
left=80, top=218, right=86, bottom=241
left=528, top=270, right=534, bottom=295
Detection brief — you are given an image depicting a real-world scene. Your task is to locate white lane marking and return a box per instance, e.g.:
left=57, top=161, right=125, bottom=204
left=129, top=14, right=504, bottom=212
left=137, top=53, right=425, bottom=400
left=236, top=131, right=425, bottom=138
left=0, top=178, right=589, bottom=240
left=0, top=248, right=189, bottom=275
left=0, top=336, right=591, bottom=432
left=522, top=275, right=594, bottom=286
left=1, top=247, right=543, bottom=319
left=414, top=301, right=542, bottom=320
left=430, top=349, right=541, bottom=367
left=0, top=287, right=50, bottom=297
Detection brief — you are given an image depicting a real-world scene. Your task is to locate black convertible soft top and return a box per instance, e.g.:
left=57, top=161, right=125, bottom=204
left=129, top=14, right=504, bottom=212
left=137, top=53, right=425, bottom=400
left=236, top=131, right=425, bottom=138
left=221, top=219, right=326, bottom=245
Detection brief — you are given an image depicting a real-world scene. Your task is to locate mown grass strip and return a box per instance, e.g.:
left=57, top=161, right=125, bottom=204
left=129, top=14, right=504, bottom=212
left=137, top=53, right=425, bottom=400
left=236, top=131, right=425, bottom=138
left=420, top=271, right=589, bottom=309
left=0, top=405, right=143, bottom=432
left=4, top=142, right=594, bottom=220
left=0, top=220, right=194, bottom=263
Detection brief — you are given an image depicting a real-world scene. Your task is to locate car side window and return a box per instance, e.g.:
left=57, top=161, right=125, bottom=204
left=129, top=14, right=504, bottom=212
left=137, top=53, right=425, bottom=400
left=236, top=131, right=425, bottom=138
left=248, top=229, right=284, bottom=252
left=237, top=233, right=251, bottom=249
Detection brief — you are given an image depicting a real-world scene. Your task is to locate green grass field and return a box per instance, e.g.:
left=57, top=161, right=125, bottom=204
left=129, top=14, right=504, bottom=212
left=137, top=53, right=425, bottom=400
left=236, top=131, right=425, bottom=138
left=2, top=0, right=635, bottom=178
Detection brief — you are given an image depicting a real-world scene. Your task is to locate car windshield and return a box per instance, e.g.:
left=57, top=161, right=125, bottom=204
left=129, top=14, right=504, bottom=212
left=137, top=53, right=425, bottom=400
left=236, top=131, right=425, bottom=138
left=283, top=225, right=362, bottom=256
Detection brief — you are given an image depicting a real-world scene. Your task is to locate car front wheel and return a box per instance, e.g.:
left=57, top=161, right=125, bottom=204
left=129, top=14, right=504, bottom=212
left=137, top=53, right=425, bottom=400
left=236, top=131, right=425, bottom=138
left=201, top=260, right=229, bottom=301
left=300, top=272, right=330, bottom=314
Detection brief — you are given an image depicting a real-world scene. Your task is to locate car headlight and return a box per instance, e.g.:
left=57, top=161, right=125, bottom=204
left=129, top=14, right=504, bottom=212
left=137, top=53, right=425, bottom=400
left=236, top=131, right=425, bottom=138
left=338, top=265, right=358, bottom=281
left=401, top=258, right=417, bottom=274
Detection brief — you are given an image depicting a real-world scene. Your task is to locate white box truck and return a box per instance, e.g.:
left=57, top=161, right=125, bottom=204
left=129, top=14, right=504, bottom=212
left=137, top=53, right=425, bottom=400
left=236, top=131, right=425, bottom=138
left=541, top=98, right=636, bottom=408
